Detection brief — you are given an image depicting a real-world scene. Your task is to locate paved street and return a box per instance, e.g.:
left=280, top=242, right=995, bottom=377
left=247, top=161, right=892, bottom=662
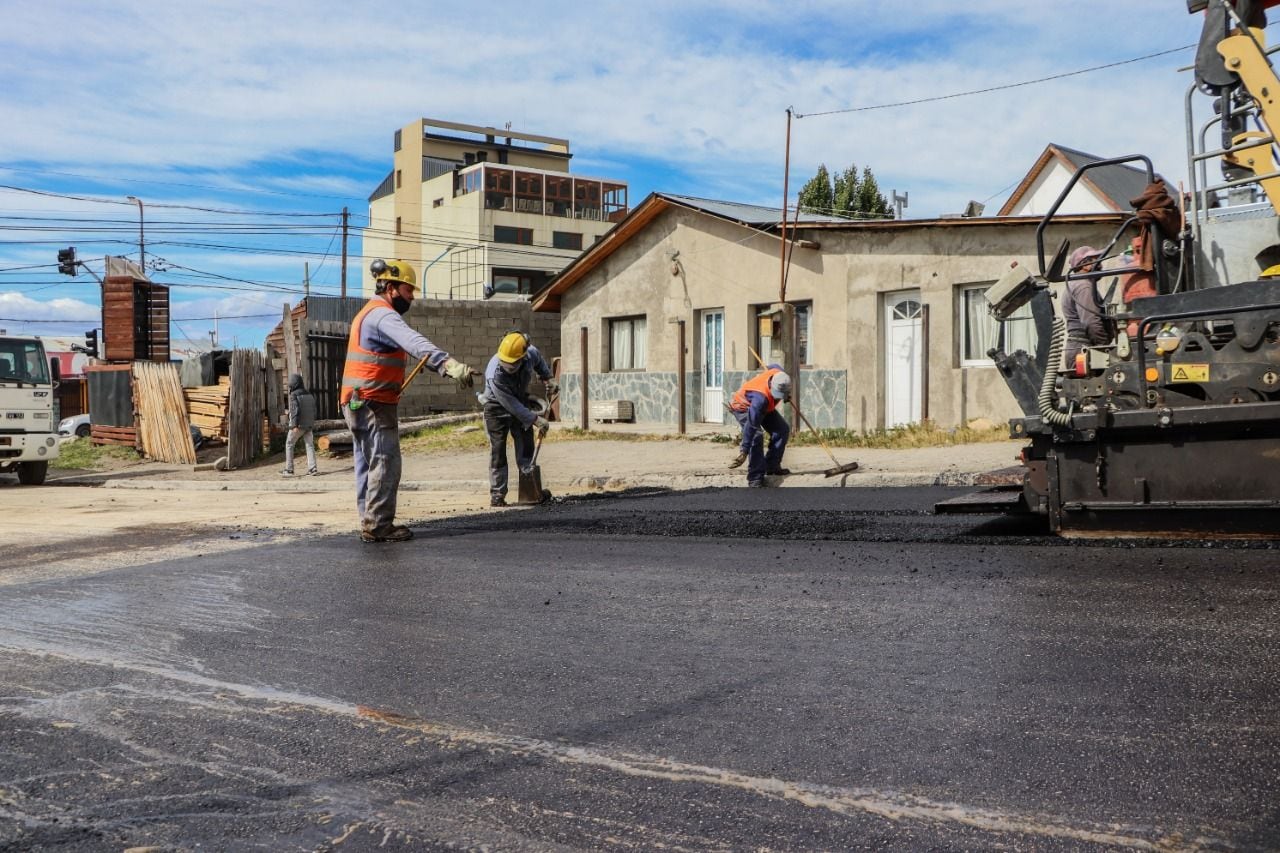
left=2, top=485, right=1277, bottom=850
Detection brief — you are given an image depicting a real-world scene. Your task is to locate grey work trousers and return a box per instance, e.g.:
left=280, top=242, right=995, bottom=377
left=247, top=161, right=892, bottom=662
left=483, top=401, right=534, bottom=500
left=342, top=400, right=402, bottom=534
left=283, top=427, right=316, bottom=473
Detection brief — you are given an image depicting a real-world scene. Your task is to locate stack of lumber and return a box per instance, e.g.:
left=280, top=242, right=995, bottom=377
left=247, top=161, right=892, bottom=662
left=185, top=376, right=230, bottom=441
left=132, top=361, right=196, bottom=464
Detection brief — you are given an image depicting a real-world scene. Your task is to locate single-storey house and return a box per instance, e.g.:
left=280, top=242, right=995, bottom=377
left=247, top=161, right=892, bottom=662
left=532, top=193, right=1124, bottom=431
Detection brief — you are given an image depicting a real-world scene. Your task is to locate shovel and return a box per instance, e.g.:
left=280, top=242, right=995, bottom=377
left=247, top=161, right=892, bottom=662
left=517, top=393, right=556, bottom=505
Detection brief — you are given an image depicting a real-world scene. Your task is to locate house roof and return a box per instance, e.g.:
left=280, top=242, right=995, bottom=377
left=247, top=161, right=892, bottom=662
left=997, top=143, right=1175, bottom=216
left=530, top=191, right=1124, bottom=312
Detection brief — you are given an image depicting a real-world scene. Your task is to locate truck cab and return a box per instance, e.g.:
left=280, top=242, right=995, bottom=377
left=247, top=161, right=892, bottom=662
left=0, top=336, right=61, bottom=485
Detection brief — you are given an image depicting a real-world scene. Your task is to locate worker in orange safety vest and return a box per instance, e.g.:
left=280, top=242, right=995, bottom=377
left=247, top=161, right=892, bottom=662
left=340, top=258, right=474, bottom=543
left=727, top=365, right=792, bottom=488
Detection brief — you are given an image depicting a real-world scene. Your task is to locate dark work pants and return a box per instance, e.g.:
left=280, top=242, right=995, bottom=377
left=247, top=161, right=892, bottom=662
left=483, top=401, right=534, bottom=500
left=732, top=408, right=790, bottom=483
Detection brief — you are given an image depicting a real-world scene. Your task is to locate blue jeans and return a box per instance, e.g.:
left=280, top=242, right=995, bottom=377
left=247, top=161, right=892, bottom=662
left=342, top=400, right=402, bottom=534
left=733, top=408, right=790, bottom=483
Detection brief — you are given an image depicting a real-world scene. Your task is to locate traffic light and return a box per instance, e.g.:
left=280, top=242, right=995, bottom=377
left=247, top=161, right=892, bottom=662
left=57, top=247, right=77, bottom=276
left=84, top=329, right=99, bottom=359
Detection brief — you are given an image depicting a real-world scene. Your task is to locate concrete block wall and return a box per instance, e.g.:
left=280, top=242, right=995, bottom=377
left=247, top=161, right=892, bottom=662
left=397, top=298, right=561, bottom=417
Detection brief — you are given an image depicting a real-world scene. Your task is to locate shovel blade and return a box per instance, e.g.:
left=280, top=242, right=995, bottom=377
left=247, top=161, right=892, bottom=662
left=517, top=465, right=544, bottom=504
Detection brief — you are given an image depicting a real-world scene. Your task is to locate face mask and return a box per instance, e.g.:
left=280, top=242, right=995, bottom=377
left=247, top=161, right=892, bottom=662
left=390, top=294, right=411, bottom=315
left=499, top=360, right=521, bottom=374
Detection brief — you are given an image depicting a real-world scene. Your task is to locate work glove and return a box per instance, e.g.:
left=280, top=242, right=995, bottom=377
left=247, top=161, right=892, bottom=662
left=533, top=416, right=550, bottom=437
left=443, top=358, right=473, bottom=390
left=545, top=379, right=559, bottom=397
left=728, top=451, right=747, bottom=469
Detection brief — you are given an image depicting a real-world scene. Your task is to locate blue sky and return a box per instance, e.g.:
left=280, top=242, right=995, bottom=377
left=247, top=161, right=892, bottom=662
left=0, top=1, right=1208, bottom=351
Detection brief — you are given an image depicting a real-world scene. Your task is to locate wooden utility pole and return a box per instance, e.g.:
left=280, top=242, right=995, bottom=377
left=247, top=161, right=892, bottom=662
left=779, top=108, right=792, bottom=303
left=304, top=261, right=310, bottom=299
left=340, top=207, right=349, bottom=299
left=579, top=326, right=590, bottom=431
left=676, top=319, right=686, bottom=435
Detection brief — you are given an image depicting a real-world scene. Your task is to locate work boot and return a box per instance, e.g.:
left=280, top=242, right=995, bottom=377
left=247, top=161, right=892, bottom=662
left=490, top=495, right=507, bottom=507
left=767, top=467, right=791, bottom=476
left=360, top=525, right=414, bottom=543
left=747, top=479, right=766, bottom=489
left=728, top=451, right=747, bottom=469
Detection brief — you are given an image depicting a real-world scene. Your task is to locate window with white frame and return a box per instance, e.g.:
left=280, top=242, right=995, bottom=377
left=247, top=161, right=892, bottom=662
left=608, top=316, right=647, bottom=370
left=960, top=284, right=1037, bottom=365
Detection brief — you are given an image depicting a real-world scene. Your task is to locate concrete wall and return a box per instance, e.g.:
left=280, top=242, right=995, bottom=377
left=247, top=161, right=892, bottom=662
left=395, top=298, right=561, bottom=418
left=554, top=206, right=1118, bottom=431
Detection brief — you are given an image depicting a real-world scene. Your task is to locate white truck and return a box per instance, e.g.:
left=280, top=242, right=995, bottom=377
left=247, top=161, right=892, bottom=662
left=0, top=335, right=61, bottom=485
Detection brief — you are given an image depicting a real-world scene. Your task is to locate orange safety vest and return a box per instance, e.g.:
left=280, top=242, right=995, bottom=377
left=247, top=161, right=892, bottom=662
left=730, top=367, right=782, bottom=414
left=340, top=299, right=408, bottom=405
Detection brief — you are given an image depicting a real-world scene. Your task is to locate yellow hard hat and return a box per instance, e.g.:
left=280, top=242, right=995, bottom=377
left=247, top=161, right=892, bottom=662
left=497, top=331, right=529, bottom=364
left=371, top=258, right=417, bottom=288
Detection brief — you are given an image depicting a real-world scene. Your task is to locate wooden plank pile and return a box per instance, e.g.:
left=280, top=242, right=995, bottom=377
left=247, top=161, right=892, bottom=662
left=132, top=361, right=196, bottom=464
left=184, top=376, right=231, bottom=441
left=226, top=349, right=265, bottom=469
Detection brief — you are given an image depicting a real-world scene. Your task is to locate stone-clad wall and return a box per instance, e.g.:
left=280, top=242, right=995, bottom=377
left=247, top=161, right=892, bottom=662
left=557, top=368, right=847, bottom=429
left=397, top=299, right=561, bottom=417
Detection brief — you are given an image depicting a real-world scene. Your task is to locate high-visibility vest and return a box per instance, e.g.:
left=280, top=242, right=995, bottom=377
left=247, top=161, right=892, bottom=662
left=730, top=367, right=781, bottom=413
left=340, top=299, right=407, bottom=405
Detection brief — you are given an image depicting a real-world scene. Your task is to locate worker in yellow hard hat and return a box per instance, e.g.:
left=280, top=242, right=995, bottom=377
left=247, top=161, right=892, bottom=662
left=477, top=330, right=556, bottom=506
left=340, top=258, right=475, bottom=542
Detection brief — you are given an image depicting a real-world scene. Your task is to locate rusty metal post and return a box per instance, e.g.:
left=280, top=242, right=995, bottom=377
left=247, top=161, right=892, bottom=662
left=579, top=325, right=589, bottom=431
left=920, top=303, right=930, bottom=423
left=340, top=207, right=349, bottom=299
left=779, top=108, right=792, bottom=303
left=677, top=319, right=686, bottom=435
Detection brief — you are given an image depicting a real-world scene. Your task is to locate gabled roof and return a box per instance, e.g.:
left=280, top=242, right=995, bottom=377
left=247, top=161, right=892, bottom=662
left=997, top=143, right=1175, bottom=216
left=530, top=191, right=1123, bottom=312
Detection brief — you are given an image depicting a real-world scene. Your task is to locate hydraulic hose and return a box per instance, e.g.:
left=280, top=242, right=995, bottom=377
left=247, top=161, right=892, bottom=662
left=1038, top=316, right=1073, bottom=426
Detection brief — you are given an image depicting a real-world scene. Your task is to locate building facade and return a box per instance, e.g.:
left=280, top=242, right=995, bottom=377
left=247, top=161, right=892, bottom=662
left=534, top=194, right=1123, bottom=432
left=363, top=118, right=628, bottom=300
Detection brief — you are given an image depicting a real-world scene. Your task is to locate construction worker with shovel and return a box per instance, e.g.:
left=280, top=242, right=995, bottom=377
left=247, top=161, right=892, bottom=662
left=340, top=259, right=474, bottom=543
left=478, top=331, right=555, bottom=507
left=728, top=365, right=792, bottom=488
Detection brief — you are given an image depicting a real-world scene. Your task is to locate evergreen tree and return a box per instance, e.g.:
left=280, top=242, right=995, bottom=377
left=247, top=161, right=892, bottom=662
left=833, top=165, right=859, bottom=218
left=854, top=165, right=891, bottom=219
left=796, top=161, right=893, bottom=220
left=797, top=164, right=833, bottom=216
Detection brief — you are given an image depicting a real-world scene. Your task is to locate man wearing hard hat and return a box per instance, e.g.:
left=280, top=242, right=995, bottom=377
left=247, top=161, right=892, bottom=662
left=478, top=331, right=556, bottom=506
left=340, top=259, right=474, bottom=542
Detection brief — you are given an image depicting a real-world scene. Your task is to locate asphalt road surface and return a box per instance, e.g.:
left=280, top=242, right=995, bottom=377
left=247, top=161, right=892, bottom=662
left=2, top=486, right=1277, bottom=851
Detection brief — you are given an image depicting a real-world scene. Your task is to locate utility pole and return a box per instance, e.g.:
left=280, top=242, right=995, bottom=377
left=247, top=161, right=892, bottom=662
left=340, top=207, right=349, bottom=298
left=779, top=108, right=792, bottom=304
left=304, top=261, right=310, bottom=299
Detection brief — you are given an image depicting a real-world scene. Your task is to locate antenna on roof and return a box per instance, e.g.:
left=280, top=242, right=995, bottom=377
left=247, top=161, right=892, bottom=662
left=892, top=190, right=909, bottom=220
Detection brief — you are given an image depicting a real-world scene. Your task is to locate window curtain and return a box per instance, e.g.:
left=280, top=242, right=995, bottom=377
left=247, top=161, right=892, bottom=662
left=631, top=318, right=647, bottom=368
left=611, top=321, right=632, bottom=370
left=965, top=290, right=998, bottom=361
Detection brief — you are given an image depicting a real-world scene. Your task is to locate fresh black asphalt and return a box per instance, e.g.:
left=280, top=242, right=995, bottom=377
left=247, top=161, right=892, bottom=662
left=1, top=486, right=1277, bottom=850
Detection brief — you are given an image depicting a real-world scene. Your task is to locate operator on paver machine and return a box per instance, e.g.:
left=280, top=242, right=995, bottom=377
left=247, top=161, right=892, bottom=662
left=937, top=0, right=1280, bottom=537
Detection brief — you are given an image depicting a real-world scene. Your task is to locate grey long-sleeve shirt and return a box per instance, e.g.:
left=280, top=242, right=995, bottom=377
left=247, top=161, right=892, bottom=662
left=358, top=302, right=452, bottom=377
left=479, top=345, right=553, bottom=427
left=1061, top=279, right=1110, bottom=345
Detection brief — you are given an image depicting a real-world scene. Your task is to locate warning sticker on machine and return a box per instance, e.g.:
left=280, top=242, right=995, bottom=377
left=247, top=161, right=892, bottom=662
left=1169, top=363, right=1210, bottom=382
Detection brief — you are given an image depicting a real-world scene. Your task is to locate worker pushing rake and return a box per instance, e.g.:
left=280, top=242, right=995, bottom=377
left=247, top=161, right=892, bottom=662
left=726, top=347, right=858, bottom=486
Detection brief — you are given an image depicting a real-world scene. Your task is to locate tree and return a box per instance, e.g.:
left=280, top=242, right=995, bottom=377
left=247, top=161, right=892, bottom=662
left=797, top=164, right=833, bottom=216
left=795, top=161, right=893, bottom=220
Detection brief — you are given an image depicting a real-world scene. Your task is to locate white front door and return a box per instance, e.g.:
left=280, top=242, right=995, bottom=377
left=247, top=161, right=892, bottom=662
left=884, top=290, right=922, bottom=428
left=701, top=309, right=724, bottom=422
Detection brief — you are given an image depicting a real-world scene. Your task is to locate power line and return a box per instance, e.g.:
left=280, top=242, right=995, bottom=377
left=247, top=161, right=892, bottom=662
left=794, top=44, right=1195, bottom=119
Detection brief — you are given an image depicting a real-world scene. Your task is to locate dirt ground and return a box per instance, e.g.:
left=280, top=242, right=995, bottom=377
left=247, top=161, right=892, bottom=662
left=2, top=425, right=1019, bottom=578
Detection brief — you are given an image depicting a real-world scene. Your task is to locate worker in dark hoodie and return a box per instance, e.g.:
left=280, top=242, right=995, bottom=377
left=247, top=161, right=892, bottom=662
left=282, top=373, right=319, bottom=476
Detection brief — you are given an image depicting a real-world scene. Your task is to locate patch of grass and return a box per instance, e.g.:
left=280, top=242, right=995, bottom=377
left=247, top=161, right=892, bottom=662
left=790, top=421, right=1011, bottom=450
left=400, top=423, right=490, bottom=454
left=50, top=439, right=140, bottom=470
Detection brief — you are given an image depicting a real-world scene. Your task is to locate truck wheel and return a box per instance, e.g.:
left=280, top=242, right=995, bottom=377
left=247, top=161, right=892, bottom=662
left=17, top=461, right=48, bottom=485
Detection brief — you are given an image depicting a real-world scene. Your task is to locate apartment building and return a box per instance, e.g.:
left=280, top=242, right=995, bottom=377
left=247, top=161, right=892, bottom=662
left=363, top=118, right=628, bottom=300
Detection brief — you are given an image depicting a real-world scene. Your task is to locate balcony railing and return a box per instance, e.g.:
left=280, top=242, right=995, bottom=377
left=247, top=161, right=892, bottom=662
left=455, top=164, right=628, bottom=222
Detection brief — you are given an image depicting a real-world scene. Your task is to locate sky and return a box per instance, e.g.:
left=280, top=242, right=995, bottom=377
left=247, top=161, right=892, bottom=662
left=0, top=1, right=1213, bottom=352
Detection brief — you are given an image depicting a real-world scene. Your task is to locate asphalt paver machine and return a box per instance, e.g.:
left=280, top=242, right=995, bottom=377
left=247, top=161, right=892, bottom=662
left=937, top=0, right=1280, bottom=536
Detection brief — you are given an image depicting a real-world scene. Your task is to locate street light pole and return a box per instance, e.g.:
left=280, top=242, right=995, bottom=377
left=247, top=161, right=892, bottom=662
left=126, top=195, right=145, bottom=274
